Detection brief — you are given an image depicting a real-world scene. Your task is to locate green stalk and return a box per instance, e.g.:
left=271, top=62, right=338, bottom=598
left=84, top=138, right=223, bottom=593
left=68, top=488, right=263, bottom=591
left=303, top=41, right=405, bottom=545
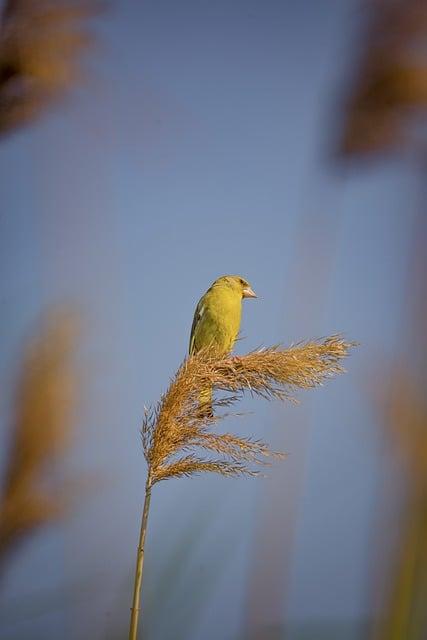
left=129, top=473, right=152, bottom=640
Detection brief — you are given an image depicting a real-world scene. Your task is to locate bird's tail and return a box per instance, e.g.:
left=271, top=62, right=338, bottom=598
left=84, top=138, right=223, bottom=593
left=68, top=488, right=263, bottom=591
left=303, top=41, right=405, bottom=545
left=199, top=385, right=213, bottom=417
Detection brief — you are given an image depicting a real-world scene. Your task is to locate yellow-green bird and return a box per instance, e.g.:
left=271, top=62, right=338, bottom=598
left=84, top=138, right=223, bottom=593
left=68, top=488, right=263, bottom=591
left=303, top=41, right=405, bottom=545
left=189, top=275, right=257, bottom=415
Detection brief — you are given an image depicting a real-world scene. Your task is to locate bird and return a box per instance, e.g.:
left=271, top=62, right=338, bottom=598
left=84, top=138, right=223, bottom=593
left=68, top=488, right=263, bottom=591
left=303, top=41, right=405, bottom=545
left=189, top=275, right=257, bottom=415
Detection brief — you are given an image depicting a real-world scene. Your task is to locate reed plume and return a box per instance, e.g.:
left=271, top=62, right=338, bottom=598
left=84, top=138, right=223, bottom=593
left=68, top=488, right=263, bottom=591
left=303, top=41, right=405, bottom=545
left=373, top=367, right=427, bottom=640
left=0, top=0, right=99, bottom=136
left=129, top=335, right=354, bottom=639
left=0, top=312, right=79, bottom=575
left=338, top=0, right=427, bottom=157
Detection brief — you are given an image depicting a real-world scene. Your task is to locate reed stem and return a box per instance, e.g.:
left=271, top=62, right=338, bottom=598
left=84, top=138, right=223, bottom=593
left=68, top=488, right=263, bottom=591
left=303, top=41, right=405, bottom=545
left=129, top=473, right=152, bottom=640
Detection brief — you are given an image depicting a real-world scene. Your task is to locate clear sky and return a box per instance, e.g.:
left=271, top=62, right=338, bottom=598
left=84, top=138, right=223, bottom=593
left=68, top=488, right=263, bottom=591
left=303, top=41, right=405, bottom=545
left=0, top=1, right=420, bottom=639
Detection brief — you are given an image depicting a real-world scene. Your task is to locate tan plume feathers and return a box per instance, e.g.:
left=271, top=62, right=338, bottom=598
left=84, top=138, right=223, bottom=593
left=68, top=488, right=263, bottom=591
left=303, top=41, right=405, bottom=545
left=0, top=311, right=79, bottom=570
left=142, top=335, right=355, bottom=485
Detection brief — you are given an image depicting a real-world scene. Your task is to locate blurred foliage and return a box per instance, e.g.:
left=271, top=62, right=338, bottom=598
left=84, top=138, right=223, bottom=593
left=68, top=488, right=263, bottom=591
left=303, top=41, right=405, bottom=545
left=0, top=311, right=79, bottom=578
left=373, top=367, right=427, bottom=640
left=338, top=0, right=427, bottom=158
left=0, top=0, right=100, bottom=137
left=336, top=2, right=427, bottom=629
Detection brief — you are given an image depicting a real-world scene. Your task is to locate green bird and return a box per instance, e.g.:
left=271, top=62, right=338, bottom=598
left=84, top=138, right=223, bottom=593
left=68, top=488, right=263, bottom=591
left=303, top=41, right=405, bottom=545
left=189, top=275, right=257, bottom=415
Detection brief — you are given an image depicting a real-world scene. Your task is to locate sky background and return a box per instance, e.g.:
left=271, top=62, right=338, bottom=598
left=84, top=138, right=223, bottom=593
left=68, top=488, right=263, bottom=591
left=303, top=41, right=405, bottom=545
left=0, top=1, right=422, bottom=639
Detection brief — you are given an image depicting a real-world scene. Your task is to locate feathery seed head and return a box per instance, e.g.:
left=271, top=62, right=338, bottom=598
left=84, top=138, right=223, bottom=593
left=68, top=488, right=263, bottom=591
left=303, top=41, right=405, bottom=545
left=141, top=335, right=355, bottom=485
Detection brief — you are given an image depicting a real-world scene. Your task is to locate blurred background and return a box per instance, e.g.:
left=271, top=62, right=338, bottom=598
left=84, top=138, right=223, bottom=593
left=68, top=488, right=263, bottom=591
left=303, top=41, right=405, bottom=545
left=0, top=0, right=426, bottom=639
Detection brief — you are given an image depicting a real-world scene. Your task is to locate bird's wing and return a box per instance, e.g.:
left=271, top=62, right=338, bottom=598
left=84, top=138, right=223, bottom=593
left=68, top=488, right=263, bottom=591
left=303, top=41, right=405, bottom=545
left=189, top=297, right=205, bottom=355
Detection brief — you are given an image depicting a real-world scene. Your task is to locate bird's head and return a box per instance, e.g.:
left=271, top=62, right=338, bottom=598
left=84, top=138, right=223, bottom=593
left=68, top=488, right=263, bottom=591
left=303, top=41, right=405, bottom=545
left=213, top=275, right=257, bottom=299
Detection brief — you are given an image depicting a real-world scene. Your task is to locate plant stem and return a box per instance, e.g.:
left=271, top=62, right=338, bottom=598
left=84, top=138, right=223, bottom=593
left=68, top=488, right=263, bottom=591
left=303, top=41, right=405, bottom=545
left=129, top=473, right=152, bottom=640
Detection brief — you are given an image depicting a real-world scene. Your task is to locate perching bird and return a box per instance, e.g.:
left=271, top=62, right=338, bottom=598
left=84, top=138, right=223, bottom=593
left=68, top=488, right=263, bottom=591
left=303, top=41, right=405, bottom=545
left=189, top=275, right=257, bottom=415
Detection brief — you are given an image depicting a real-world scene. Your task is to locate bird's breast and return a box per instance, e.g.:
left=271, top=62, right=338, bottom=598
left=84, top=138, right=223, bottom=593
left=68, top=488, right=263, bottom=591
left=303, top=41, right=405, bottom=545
left=198, top=291, right=241, bottom=354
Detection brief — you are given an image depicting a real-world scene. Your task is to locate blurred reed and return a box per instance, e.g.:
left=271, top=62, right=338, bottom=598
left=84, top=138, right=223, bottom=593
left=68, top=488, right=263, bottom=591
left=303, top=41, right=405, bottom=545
left=129, top=336, right=354, bottom=640
left=373, top=367, right=427, bottom=640
left=0, top=0, right=100, bottom=137
left=335, top=1, right=427, bottom=636
left=0, top=311, right=79, bottom=577
left=338, top=0, right=427, bottom=158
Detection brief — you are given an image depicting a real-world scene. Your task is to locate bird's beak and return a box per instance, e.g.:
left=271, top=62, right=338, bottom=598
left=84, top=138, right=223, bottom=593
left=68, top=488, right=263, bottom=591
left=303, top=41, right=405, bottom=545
left=242, top=286, right=257, bottom=299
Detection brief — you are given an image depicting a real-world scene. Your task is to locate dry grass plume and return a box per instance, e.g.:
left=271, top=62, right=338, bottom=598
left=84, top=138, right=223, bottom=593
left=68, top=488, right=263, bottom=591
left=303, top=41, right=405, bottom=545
left=0, top=312, right=79, bottom=573
left=143, top=335, right=354, bottom=484
left=338, top=0, right=427, bottom=157
left=0, top=0, right=100, bottom=136
left=373, top=365, right=427, bottom=640
left=129, top=335, right=355, bottom=640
